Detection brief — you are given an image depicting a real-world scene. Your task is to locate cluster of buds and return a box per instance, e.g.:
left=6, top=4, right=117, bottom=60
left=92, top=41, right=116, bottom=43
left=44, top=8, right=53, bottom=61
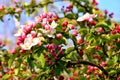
left=35, top=12, right=58, bottom=26
left=35, top=12, right=59, bottom=38
left=14, top=12, right=60, bottom=52
left=87, top=65, right=98, bottom=75
left=111, top=26, right=120, bottom=34
left=15, top=21, right=42, bottom=51
left=84, top=65, right=105, bottom=79
left=95, top=46, right=101, bottom=50
left=44, top=44, right=64, bottom=65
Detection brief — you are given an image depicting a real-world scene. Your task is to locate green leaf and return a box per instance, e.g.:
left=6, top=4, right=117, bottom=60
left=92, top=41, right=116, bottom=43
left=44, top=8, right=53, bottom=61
left=2, top=74, right=11, bottom=80
left=27, top=56, right=34, bottom=72
left=15, top=68, right=19, bottom=75
left=36, top=23, right=42, bottom=28
left=65, top=13, right=78, bottom=19
left=15, top=58, right=22, bottom=75
left=95, top=22, right=110, bottom=30
left=108, top=55, right=118, bottom=66
left=33, top=46, right=45, bottom=57
left=56, top=25, right=62, bottom=33
left=110, top=34, right=120, bottom=39
left=78, top=7, right=85, bottom=12
left=39, top=53, right=45, bottom=68
left=78, top=28, right=87, bottom=33
left=52, top=37, right=67, bottom=45
left=54, top=61, right=65, bottom=76
left=65, top=47, right=74, bottom=54
left=78, top=27, right=87, bottom=37
left=8, top=53, right=17, bottom=67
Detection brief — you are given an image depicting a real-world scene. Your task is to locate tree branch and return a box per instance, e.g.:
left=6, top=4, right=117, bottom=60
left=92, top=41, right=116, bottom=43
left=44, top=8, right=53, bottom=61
left=68, top=60, right=108, bottom=76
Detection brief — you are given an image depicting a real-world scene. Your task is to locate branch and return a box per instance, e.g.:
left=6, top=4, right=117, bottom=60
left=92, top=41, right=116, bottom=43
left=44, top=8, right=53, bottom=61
left=68, top=60, right=108, bottom=76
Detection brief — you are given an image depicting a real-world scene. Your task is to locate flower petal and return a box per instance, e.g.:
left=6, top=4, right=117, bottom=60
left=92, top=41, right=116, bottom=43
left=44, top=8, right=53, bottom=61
left=51, top=20, right=57, bottom=28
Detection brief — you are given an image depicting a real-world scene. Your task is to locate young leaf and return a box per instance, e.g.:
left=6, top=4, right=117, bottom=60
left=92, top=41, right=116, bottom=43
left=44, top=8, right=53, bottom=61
left=39, top=53, right=45, bottom=68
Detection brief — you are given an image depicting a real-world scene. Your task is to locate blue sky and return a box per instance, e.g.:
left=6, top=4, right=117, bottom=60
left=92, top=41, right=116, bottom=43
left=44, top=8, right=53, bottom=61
left=98, top=0, right=120, bottom=21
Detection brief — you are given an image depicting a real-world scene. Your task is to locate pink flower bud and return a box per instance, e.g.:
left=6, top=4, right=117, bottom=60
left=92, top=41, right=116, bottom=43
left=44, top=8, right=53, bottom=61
left=97, top=27, right=103, bottom=33
left=111, top=30, right=116, bottom=34
left=93, top=0, right=98, bottom=5
left=70, top=25, right=75, bottom=29
left=100, top=61, right=107, bottom=67
left=20, top=49, right=25, bottom=54
left=67, top=4, right=73, bottom=9
left=72, top=30, right=78, bottom=36
left=42, top=13, right=47, bottom=18
left=95, top=46, right=101, bottom=50
left=104, top=9, right=108, bottom=14
left=62, top=21, right=68, bottom=27
left=48, top=12, right=53, bottom=18
left=31, top=31, right=36, bottom=38
left=56, top=33, right=62, bottom=39
left=12, top=49, right=16, bottom=54
left=77, top=37, right=84, bottom=44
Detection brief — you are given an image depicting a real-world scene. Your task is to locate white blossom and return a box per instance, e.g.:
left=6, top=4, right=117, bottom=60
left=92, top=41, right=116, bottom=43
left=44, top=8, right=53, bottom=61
left=20, top=34, right=42, bottom=50
left=77, top=13, right=97, bottom=22
left=40, top=20, right=57, bottom=38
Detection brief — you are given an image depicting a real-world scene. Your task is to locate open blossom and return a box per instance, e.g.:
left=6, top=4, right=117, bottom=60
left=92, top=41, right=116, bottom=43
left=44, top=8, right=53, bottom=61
left=40, top=21, right=57, bottom=38
left=77, top=13, right=97, bottom=22
left=20, top=34, right=42, bottom=50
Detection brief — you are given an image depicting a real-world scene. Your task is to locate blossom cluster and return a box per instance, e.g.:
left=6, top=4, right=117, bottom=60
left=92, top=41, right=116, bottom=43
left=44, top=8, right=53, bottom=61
left=14, top=12, right=59, bottom=51
left=14, top=11, right=97, bottom=52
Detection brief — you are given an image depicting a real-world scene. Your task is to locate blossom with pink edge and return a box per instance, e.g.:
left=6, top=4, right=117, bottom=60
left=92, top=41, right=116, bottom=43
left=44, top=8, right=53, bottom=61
left=77, top=13, right=97, bottom=22
left=39, top=20, right=57, bottom=38
left=20, top=34, right=42, bottom=50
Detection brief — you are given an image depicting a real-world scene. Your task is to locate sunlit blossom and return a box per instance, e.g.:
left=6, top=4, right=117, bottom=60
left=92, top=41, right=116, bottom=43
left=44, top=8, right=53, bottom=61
left=77, top=13, right=97, bottom=22
left=20, top=34, right=42, bottom=50
left=40, top=21, right=57, bottom=38
left=51, top=20, right=57, bottom=28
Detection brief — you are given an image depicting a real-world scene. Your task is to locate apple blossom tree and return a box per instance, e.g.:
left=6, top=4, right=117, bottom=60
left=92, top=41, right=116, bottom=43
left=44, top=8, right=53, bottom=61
left=0, top=0, right=120, bottom=80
